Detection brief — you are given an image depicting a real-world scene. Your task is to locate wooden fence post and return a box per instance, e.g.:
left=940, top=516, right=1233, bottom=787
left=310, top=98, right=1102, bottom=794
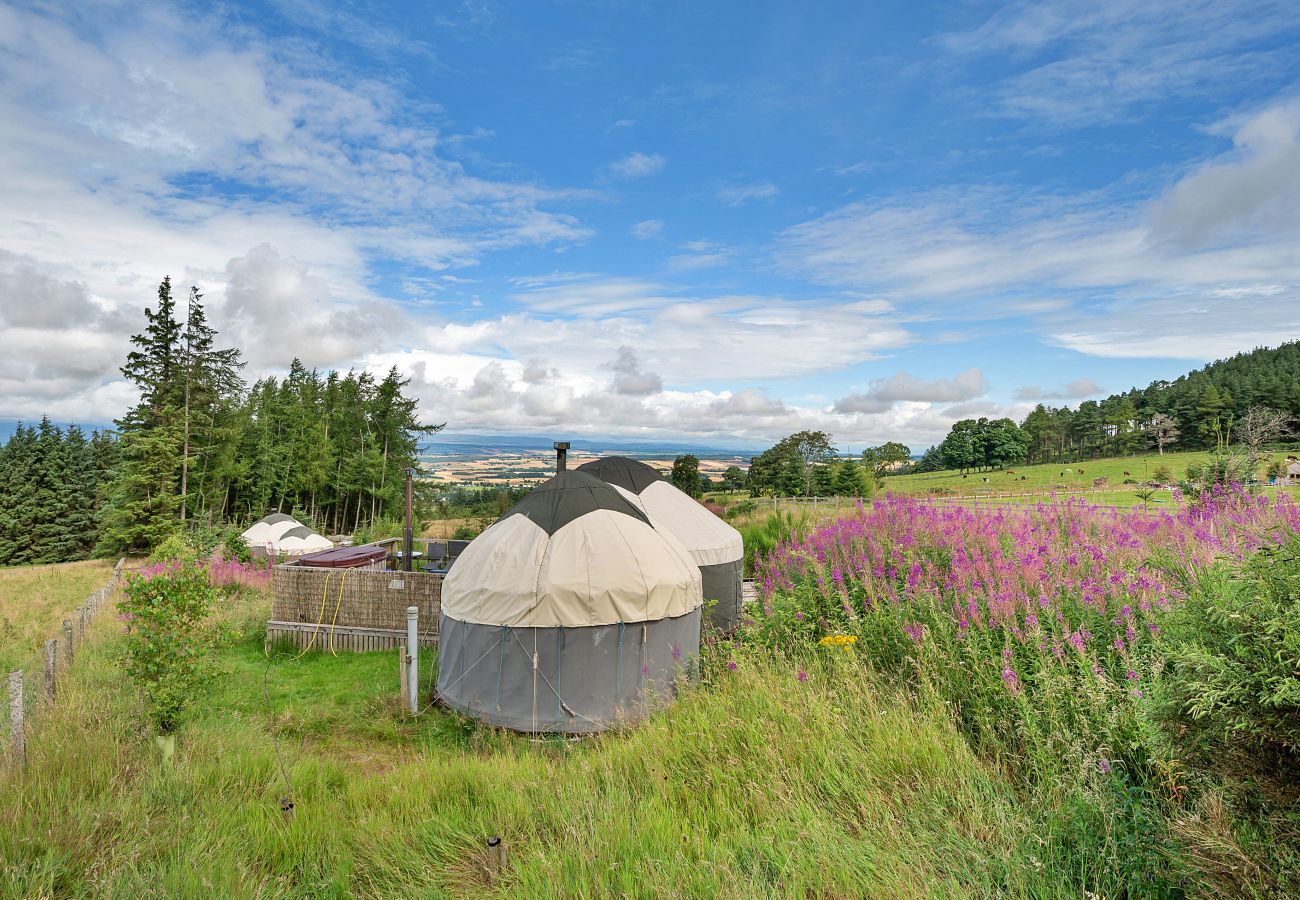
left=77, top=606, right=86, bottom=641
left=44, top=639, right=57, bottom=701
left=8, top=670, right=23, bottom=768
left=63, top=620, right=74, bottom=664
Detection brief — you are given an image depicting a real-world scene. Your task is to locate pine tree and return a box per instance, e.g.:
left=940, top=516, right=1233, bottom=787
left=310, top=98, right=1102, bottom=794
left=97, top=278, right=185, bottom=555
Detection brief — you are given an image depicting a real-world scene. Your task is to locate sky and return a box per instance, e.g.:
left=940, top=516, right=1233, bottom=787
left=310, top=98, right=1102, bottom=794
left=2, top=0, right=1299, bottom=451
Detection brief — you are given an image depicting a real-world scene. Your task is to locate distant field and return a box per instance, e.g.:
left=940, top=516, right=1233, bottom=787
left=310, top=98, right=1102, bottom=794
left=0, top=559, right=113, bottom=674
left=421, top=449, right=745, bottom=486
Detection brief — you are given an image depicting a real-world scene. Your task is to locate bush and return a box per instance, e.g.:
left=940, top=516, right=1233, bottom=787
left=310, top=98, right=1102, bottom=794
left=1153, top=464, right=1173, bottom=484
left=1153, top=535, right=1300, bottom=774
left=724, top=499, right=758, bottom=520
left=1183, top=450, right=1256, bottom=499
left=148, top=533, right=199, bottom=564
left=117, top=564, right=216, bottom=733
left=451, top=525, right=479, bottom=541
left=222, top=531, right=253, bottom=564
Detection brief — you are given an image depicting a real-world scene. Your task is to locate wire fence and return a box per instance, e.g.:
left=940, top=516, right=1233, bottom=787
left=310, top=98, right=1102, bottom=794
left=2, top=559, right=125, bottom=770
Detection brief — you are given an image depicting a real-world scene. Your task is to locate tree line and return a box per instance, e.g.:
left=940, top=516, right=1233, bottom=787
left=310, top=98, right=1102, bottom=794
left=909, top=342, right=1300, bottom=473
left=6, top=277, right=437, bottom=561
left=0, top=420, right=117, bottom=566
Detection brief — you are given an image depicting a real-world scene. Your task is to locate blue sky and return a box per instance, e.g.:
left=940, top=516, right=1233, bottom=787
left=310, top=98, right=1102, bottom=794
left=1, top=0, right=1299, bottom=450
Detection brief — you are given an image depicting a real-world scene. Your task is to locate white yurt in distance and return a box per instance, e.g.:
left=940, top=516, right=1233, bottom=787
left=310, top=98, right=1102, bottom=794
left=436, top=470, right=703, bottom=733
left=242, top=514, right=333, bottom=557
left=577, top=456, right=745, bottom=631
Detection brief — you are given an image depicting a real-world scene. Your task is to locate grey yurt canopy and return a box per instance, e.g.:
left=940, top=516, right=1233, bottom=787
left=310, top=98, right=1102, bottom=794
left=577, top=456, right=744, bottom=631
left=437, top=470, right=702, bottom=733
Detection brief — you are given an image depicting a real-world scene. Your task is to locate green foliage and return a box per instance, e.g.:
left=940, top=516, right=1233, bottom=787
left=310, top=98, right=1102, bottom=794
left=222, top=531, right=252, bottom=564
left=1154, top=537, right=1300, bottom=771
left=148, top=533, right=198, bottom=564
left=735, top=510, right=812, bottom=576
left=724, top=498, right=758, bottom=519
left=1153, top=463, right=1174, bottom=483
left=450, top=525, right=479, bottom=541
left=670, top=453, right=702, bottom=498
left=117, top=565, right=216, bottom=733
left=0, top=418, right=112, bottom=566
left=1182, top=449, right=1257, bottom=498
left=747, top=431, right=838, bottom=497
left=861, top=441, right=912, bottom=478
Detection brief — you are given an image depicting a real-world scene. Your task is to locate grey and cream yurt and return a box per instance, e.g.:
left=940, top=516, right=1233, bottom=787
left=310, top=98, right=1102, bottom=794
left=436, top=470, right=702, bottom=733
left=577, top=456, right=744, bottom=631
left=241, top=513, right=333, bottom=556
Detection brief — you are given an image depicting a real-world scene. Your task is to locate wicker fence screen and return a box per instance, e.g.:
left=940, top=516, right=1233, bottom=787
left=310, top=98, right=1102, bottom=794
left=269, top=565, right=443, bottom=651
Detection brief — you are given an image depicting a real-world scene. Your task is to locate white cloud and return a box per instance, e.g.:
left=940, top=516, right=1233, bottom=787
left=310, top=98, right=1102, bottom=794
left=666, top=241, right=735, bottom=272
left=630, top=219, right=665, bottom=240
left=941, top=0, right=1300, bottom=127
left=834, top=369, right=987, bottom=414
left=606, top=152, right=666, bottom=180
left=608, top=347, right=663, bottom=396
left=1015, top=378, right=1104, bottom=400
left=714, top=181, right=779, bottom=206
left=778, top=97, right=1300, bottom=361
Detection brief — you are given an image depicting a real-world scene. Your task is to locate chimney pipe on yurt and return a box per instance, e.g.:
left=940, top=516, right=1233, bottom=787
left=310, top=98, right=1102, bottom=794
left=435, top=469, right=702, bottom=733
left=553, top=441, right=570, bottom=473
left=403, top=467, right=416, bottom=573
left=577, top=456, right=745, bottom=632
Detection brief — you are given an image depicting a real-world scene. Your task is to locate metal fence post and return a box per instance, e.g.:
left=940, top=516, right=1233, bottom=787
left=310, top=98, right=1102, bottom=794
left=8, top=670, right=23, bottom=768
left=44, top=639, right=57, bottom=701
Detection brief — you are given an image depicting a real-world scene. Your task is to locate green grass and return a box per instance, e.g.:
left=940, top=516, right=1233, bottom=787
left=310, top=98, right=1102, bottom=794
left=0, top=558, right=113, bottom=674
left=883, top=449, right=1220, bottom=497
left=0, top=588, right=1098, bottom=899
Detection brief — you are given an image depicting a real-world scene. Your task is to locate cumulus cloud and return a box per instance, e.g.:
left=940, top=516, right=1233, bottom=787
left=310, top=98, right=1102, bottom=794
left=834, top=369, right=986, bottom=414
left=608, top=347, right=663, bottom=396
left=1015, top=378, right=1104, bottom=400
left=606, top=152, right=666, bottom=180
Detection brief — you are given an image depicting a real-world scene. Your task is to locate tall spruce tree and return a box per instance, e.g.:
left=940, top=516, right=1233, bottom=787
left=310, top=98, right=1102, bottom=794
left=97, top=278, right=185, bottom=554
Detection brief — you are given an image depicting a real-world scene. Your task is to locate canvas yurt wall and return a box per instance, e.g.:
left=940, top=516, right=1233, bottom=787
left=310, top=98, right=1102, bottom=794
left=436, top=470, right=702, bottom=734
left=577, top=456, right=744, bottom=631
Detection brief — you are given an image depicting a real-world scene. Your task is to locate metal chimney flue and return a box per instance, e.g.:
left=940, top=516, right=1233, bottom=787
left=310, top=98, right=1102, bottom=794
left=553, top=441, right=571, bottom=473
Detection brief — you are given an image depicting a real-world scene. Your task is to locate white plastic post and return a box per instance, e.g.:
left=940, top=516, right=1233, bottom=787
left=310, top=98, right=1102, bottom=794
left=406, top=606, right=419, bottom=715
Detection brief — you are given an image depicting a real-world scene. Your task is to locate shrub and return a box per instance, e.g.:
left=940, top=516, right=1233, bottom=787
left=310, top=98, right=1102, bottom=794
left=117, top=564, right=216, bottom=734
left=1153, top=464, right=1173, bottom=484
left=451, top=525, right=479, bottom=541
left=1183, top=450, right=1256, bottom=499
left=724, top=499, right=758, bottom=520
left=148, top=533, right=199, bottom=564
left=1153, top=535, right=1300, bottom=773
left=222, top=531, right=253, bottom=564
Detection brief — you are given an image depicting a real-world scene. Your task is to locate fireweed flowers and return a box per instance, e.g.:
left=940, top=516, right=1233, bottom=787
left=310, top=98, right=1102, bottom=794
left=748, top=488, right=1300, bottom=779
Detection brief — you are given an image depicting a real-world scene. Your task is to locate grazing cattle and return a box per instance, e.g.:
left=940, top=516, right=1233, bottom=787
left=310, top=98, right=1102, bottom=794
left=1123, top=471, right=1131, bottom=476
left=1006, top=470, right=1015, bottom=475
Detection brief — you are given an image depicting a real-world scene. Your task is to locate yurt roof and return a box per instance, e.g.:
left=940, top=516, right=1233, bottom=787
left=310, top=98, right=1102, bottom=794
left=576, top=456, right=665, bottom=494
left=441, top=470, right=701, bottom=629
left=578, top=456, right=742, bottom=566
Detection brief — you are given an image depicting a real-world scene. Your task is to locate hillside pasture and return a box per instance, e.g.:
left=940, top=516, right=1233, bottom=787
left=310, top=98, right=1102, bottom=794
left=883, top=449, right=1217, bottom=497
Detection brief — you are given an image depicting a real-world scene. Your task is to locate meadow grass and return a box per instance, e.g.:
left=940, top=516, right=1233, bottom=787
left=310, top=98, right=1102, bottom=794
left=0, top=587, right=1091, bottom=899
left=0, top=558, right=113, bottom=674
left=883, top=449, right=1223, bottom=497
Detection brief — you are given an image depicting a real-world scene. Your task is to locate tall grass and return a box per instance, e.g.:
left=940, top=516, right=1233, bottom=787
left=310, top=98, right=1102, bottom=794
left=0, top=601, right=1083, bottom=898
left=0, top=558, right=113, bottom=674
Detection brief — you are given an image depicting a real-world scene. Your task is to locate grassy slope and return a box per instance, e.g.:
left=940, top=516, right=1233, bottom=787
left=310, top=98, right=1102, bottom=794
left=883, top=449, right=1217, bottom=498
left=0, top=559, right=113, bottom=674
left=0, top=588, right=1079, bottom=899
